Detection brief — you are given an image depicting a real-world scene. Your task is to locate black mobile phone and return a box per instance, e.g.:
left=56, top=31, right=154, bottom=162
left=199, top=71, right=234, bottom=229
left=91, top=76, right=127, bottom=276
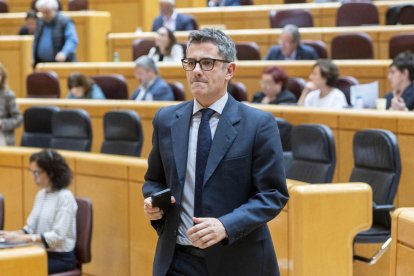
left=151, top=188, right=172, bottom=212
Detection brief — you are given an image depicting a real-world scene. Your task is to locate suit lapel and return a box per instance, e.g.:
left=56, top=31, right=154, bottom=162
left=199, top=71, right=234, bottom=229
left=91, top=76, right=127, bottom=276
left=171, top=102, right=193, bottom=187
left=204, top=97, right=241, bottom=184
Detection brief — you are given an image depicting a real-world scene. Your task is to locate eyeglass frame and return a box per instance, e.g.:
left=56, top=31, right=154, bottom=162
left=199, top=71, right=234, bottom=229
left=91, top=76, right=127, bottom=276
left=181, top=58, right=232, bottom=71
left=28, top=169, right=44, bottom=177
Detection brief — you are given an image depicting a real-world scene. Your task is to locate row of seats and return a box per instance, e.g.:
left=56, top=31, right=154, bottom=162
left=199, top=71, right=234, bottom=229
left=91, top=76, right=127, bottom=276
left=22, top=107, right=144, bottom=157
left=0, top=194, right=93, bottom=276
left=277, top=122, right=401, bottom=265
left=132, top=32, right=414, bottom=61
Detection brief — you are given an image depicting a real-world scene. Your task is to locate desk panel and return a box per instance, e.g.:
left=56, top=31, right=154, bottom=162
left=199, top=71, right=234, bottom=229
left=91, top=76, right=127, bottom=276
left=0, top=246, right=47, bottom=276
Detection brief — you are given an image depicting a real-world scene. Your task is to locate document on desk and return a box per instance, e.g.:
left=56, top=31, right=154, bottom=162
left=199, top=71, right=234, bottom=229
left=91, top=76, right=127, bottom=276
left=0, top=241, right=32, bottom=249
left=350, top=81, right=379, bottom=109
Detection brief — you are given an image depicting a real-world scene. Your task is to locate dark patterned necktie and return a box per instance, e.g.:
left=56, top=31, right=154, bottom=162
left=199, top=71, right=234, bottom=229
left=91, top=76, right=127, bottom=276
left=194, top=108, right=215, bottom=217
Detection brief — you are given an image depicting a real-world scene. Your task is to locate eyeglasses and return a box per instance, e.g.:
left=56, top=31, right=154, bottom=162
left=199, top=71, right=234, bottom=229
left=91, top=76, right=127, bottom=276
left=28, top=169, right=44, bottom=177
left=181, top=58, right=231, bottom=71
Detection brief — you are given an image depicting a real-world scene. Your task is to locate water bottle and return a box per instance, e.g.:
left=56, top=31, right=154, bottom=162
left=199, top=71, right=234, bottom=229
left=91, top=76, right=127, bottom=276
left=113, top=52, right=120, bottom=62
left=354, top=96, right=364, bottom=109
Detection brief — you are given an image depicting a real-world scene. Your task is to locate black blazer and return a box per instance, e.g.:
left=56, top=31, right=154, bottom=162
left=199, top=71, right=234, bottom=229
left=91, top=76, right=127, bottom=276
left=252, top=89, right=297, bottom=104
left=265, top=44, right=319, bottom=60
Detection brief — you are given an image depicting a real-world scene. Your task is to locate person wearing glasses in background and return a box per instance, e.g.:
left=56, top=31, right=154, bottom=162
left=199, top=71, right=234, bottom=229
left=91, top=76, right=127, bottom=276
left=148, top=26, right=184, bottom=63
left=142, top=28, right=289, bottom=276
left=265, top=24, right=318, bottom=61
left=0, top=150, right=77, bottom=274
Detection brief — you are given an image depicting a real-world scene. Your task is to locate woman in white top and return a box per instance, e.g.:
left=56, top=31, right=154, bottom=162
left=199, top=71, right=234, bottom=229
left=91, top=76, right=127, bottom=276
left=148, top=26, right=184, bottom=63
left=0, top=150, right=77, bottom=274
left=298, top=59, right=348, bottom=109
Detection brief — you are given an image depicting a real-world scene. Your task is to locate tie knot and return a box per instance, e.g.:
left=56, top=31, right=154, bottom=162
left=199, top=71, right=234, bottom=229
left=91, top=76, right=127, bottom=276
left=200, top=108, right=215, bottom=121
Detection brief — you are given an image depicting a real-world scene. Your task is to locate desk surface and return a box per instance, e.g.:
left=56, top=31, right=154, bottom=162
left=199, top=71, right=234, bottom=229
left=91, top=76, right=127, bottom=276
left=0, top=245, right=47, bottom=275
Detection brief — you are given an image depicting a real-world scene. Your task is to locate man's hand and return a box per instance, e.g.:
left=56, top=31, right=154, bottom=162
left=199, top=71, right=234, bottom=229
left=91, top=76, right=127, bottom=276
left=391, top=96, right=407, bottom=111
left=55, top=52, right=67, bottom=62
left=143, top=196, right=175, bottom=220
left=187, top=217, right=227, bottom=249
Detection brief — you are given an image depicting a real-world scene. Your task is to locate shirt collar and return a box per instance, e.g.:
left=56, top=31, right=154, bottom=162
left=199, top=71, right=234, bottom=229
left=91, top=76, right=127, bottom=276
left=163, top=10, right=177, bottom=22
left=192, top=92, right=228, bottom=115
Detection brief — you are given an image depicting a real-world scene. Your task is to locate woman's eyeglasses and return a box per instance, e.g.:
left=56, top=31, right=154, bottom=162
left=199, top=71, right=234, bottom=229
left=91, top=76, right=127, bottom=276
left=28, top=169, right=44, bottom=177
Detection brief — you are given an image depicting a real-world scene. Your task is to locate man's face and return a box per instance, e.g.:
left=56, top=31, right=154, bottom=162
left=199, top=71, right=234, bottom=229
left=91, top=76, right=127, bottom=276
left=159, top=2, right=173, bottom=17
left=26, top=18, right=37, bottom=34
left=279, top=32, right=297, bottom=57
left=388, top=65, right=408, bottom=92
left=39, top=8, right=56, bottom=23
left=134, top=67, right=153, bottom=87
left=185, top=42, right=235, bottom=106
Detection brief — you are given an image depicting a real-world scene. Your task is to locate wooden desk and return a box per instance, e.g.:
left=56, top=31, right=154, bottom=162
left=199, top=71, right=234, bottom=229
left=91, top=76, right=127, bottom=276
left=0, top=36, right=33, bottom=98
left=14, top=100, right=414, bottom=210
left=0, top=11, right=111, bottom=62
left=390, top=208, right=414, bottom=276
left=0, top=245, right=47, bottom=275
left=177, top=1, right=414, bottom=29
left=0, top=147, right=374, bottom=276
left=35, top=60, right=392, bottom=101
left=107, top=25, right=414, bottom=62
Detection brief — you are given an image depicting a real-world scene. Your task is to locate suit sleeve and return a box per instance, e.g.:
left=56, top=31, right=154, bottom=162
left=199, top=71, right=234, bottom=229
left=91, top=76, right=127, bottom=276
left=153, top=83, right=174, bottom=101
left=218, top=112, right=289, bottom=244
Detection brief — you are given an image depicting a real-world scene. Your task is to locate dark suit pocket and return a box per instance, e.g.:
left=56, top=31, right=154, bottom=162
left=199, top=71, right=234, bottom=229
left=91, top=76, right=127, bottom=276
left=221, top=155, right=250, bottom=169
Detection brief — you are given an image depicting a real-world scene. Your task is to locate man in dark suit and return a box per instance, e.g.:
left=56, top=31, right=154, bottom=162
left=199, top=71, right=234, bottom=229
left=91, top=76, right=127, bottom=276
left=152, top=0, right=197, bottom=32
left=143, top=28, right=289, bottom=276
left=265, top=24, right=319, bottom=61
left=208, top=0, right=241, bottom=6
left=131, top=56, right=174, bottom=101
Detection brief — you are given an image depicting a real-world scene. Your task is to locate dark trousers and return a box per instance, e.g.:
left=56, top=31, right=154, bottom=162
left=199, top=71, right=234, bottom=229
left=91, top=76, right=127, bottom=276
left=167, top=245, right=208, bottom=276
left=47, top=250, right=77, bottom=274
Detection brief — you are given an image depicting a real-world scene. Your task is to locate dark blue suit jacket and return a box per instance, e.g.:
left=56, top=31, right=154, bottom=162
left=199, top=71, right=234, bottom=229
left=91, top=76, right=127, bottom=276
left=265, top=44, right=319, bottom=60
left=384, top=83, right=414, bottom=110
left=143, top=95, right=289, bottom=276
left=151, top=13, right=196, bottom=32
left=131, top=77, right=174, bottom=101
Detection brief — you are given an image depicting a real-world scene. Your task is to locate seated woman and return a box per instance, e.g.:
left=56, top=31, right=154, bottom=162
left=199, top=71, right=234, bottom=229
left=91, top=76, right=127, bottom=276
left=298, top=59, right=348, bottom=109
left=384, top=51, right=414, bottom=111
left=148, top=26, right=183, bottom=63
left=252, top=66, right=297, bottom=105
left=0, top=150, right=78, bottom=274
left=0, top=63, right=23, bottom=146
left=66, top=72, right=106, bottom=99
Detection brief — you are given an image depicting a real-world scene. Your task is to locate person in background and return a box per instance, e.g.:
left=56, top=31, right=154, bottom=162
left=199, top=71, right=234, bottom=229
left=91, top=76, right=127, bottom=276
left=265, top=24, right=319, bottom=61
left=33, top=0, right=79, bottom=65
left=131, top=55, right=174, bottom=101
left=384, top=51, right=414, bottom=111
left=18, top=10, right=38, bottom=35
left=143, top=28, right=288, bottom=276
left=148, top=26, right=184, bottom=63
left=252, top=66, right=297, bottom=104
left=66, top=72, right=106, bottom=99
left=0, top=150, right=78, bottom=274
left=298, top=59, right=348, bottom=108
left=208, top=0, right=240, bottom=6
left=152, top=0, right=197, bottom=32
left=0, top=63, right=23, bottom=146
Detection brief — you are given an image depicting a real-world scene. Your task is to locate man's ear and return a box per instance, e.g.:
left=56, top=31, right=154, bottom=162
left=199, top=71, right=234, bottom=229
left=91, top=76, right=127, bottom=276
left=225, top=62, right=236, bottom=80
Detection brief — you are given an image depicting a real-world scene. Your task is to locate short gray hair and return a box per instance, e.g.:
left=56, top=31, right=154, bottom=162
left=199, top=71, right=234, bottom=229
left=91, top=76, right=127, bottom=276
left=134, top=55, right=158, bottom=75
left=36, top=0, right=59, bottom=10
left=187, top=28, right=236, bottom=62
left=282, top=24, right=300, bottom=44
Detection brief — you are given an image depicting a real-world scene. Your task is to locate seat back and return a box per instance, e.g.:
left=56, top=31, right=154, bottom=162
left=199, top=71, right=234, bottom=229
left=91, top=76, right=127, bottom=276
left=0, top=0, right=8, bottom=13
left=399, top=5, right=414, bottom=24
left=274, top=117, right=292, bottom=152
left=302, top=40, right=328, bottom=59
left=50, top=109, right=92, bottom=152
left=68, top=0, right=88, bottom=11
left=235, top=42, right=261, bottom=60
left=286, top=77, right=306, bottom=100
left=0, top=194, right=4, bottom=230
left=240, top=0, right=253, bottom=4
left=350, top=129, right=401, bottom=229
left=228, top=81, right=248, bottom=102
left=101, top=110, right=143, bottom=157
left=269, top=9, right=313, bottom=28
left=91, top=75, right=129, bottom=99
left=284, top=0, right=306, bottom=3
left=132, top=39, right=155, bottom=61
left=286, top=124, right=336, bottom=183
left=389, top=33, right=414, bottom=59
left=75, top=197, right=93, bottom=266
left=26, top=71, right=61, bottom=98
left=333, top=76, right=359, bottom=106
left=336, top=2, right=379, bottom=26
left=169, top=81, right=185, bottom=101
left=21, top=106, right=60, bottom=148
left=331, top=33, right=373, bottom=59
